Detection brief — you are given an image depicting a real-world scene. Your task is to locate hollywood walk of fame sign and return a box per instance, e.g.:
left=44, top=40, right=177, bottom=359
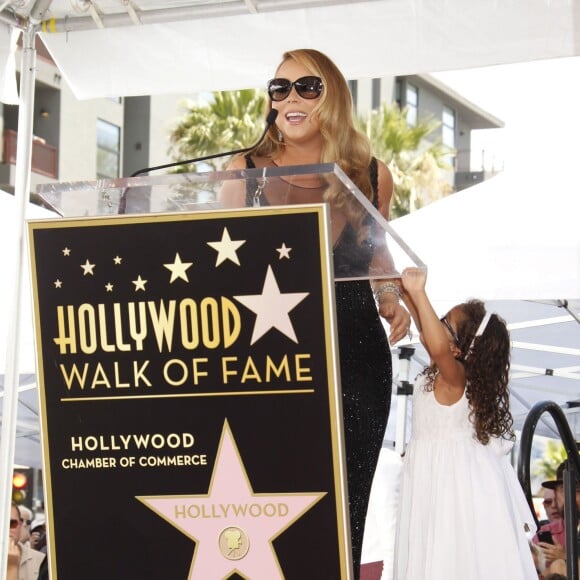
left=28, top=205, right=352, bottom=579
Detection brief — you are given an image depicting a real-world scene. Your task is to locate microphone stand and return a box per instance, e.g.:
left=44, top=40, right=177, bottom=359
left=118, top=109, right=278, bottom=214
left=130, top=109, right=278, bottom=177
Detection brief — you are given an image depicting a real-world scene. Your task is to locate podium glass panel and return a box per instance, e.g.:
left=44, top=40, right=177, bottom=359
left=37, top=163, right=424, bottom=281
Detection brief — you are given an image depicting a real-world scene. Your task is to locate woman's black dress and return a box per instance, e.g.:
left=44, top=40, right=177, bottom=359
left=244, top=157, right=392, bottom=578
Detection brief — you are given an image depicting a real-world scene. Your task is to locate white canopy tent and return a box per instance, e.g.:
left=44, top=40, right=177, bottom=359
left=35, top=0, right=580, bottom=99
left=390, top=169, right=580, bottom=302
left=0, top=0, right=579, bottom=573
left=0, top=1, right=574, bottom=454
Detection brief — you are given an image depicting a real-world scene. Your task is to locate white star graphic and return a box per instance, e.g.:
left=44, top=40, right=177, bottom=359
left=138, top=421, right=324, bottom=580
left=234, top=266, right=308, bottom=344
left=132, top=275, right=147, bottom=291
left=54, top=279, right=62, bottom=288
left=276, top=243, right=292, bottom=259
left=207, top=227, right=246, bottom=266
left=105, top=283, right=114, bottom=292
left=62, top=247, right=71, bottom=256
left=164, top=252, right=193, bottom=283
left=113, top=255, right=122, bottom=265
left=80, top=259, right=95, bottom=276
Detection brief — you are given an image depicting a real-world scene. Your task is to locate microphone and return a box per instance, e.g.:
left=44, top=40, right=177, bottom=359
left=129, top=109, right=279, bottom=177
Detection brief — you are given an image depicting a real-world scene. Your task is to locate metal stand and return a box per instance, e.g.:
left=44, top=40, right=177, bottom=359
left=395, top=346, right=414, bottom=456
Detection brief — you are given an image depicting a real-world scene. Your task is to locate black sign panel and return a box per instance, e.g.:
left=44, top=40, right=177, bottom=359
left=29, top=206, right=350, bottom=579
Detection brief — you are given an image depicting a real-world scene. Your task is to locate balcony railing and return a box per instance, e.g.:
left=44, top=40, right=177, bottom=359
left=455, top=148, right=504, bottom=174
left=3, top=129, right=58, bottom=179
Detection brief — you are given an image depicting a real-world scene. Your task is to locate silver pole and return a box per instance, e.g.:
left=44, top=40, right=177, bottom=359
left=395, top=346, right=414, bottom=455
left=0, top=23, right=37, bottom=577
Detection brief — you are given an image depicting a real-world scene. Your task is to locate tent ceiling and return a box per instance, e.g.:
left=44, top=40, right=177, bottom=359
left=6, top=0, right=366, bottom=24
left=1, top=0, right=578, bottom=98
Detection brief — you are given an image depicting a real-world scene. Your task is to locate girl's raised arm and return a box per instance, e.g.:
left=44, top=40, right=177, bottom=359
left=401, top=268, right=465, bottom=394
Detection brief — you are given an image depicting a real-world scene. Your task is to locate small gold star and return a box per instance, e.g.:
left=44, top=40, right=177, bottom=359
left=164, top=253, right=193, bottom=283
left=132, top=275, right=147, bottom=291
left=207, top=227, right=246, bottom=266
left=80, top=259, right=95, bottom=276
left=276, top=243, right=292, bottom=259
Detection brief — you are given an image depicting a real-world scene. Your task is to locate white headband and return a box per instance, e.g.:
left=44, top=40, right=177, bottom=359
left=468, top=311, right=493, bottom=352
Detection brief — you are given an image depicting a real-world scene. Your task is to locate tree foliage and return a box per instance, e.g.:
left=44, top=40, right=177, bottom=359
left=359, top=104, right=454, bottom=218
left=168, top=89, right=267, bottom=172
left=532, top=439, right=567, bottom=483
left=167, top=91, right=454, bottom=216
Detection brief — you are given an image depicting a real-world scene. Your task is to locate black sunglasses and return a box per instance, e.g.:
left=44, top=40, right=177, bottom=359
left=267, top=76, right=324, bottom=101
left=440, top=316, right=460, bottom=345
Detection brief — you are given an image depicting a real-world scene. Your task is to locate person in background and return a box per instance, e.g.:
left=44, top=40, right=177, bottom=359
left=18, top=506, right=33, bottom=547
left=533, top=463, right=568, bottom=565
left=224, top=48, right=411, bottom=578
left=8, top=525, right=21, bottom=580
left=30, top=518, right=47, bottom=554
left=543, top=487, right=563, bottom=524
left=539, top=460, right=580, bottom=577
left=530, top=541, right=546, bottom=578
left=394, top=267, right=537, bottom=579
left=8, top=502, right=45, bottom=580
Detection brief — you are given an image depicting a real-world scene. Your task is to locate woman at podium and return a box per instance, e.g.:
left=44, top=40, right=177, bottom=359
left=226, top=48, right=411, bottom=578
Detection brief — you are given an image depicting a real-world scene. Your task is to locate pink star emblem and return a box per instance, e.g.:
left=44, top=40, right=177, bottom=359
left=138, top=421, right=325, bottom=579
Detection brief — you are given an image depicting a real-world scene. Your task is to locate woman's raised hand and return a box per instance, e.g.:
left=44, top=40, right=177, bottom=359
left=379, top=301, right=411, bottom=344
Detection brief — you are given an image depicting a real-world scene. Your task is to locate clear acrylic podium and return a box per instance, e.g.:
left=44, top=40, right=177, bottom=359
left=32, top=163, right=425, bottom=579
left=36, top=163, right=425, bottom=279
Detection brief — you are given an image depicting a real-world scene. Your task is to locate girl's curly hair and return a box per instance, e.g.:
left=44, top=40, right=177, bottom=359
left=422, top=299, right=514, bottom=444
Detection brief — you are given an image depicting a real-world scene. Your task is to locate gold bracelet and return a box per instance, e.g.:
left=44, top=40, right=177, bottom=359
left=373, top=281, right=401, bottom=302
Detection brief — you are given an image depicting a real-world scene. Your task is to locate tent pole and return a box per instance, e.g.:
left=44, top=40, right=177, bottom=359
left=0, top=23, right=37, bottom=575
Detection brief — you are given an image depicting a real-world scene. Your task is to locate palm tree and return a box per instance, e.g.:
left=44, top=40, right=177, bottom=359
left=533, top=439, right=566, bottom=487
left=167, top=89, right=267, bottom=172
left=359, top=104, right=455, bottom=218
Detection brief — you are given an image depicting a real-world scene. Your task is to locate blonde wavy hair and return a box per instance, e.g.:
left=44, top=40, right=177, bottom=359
left=254, top=48, right=374, bottom=202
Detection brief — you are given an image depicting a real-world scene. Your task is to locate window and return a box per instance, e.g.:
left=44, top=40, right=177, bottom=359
left=97, top=119, right=120, bottom=179
left=372, top=78, right=381, bottom=110
left=442, top=106, right=456, bottom=148
left=348, top=79, right=358, bottom=109
left=395, top=79, right=402, bottom=109
left=442, top=106, right=456, bottom=171
left=406, top=84, right=418, bottom=126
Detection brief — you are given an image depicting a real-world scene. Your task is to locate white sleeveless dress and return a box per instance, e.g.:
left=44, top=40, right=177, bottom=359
left=393, top=374, right=537, bottom=579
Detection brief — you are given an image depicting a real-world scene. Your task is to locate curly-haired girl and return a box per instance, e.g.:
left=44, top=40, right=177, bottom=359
left=394, top=267, right=537, bottom=579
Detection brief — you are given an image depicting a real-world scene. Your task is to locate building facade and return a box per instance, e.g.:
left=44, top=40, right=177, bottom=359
left=349, top=75, right=503, bottom=191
